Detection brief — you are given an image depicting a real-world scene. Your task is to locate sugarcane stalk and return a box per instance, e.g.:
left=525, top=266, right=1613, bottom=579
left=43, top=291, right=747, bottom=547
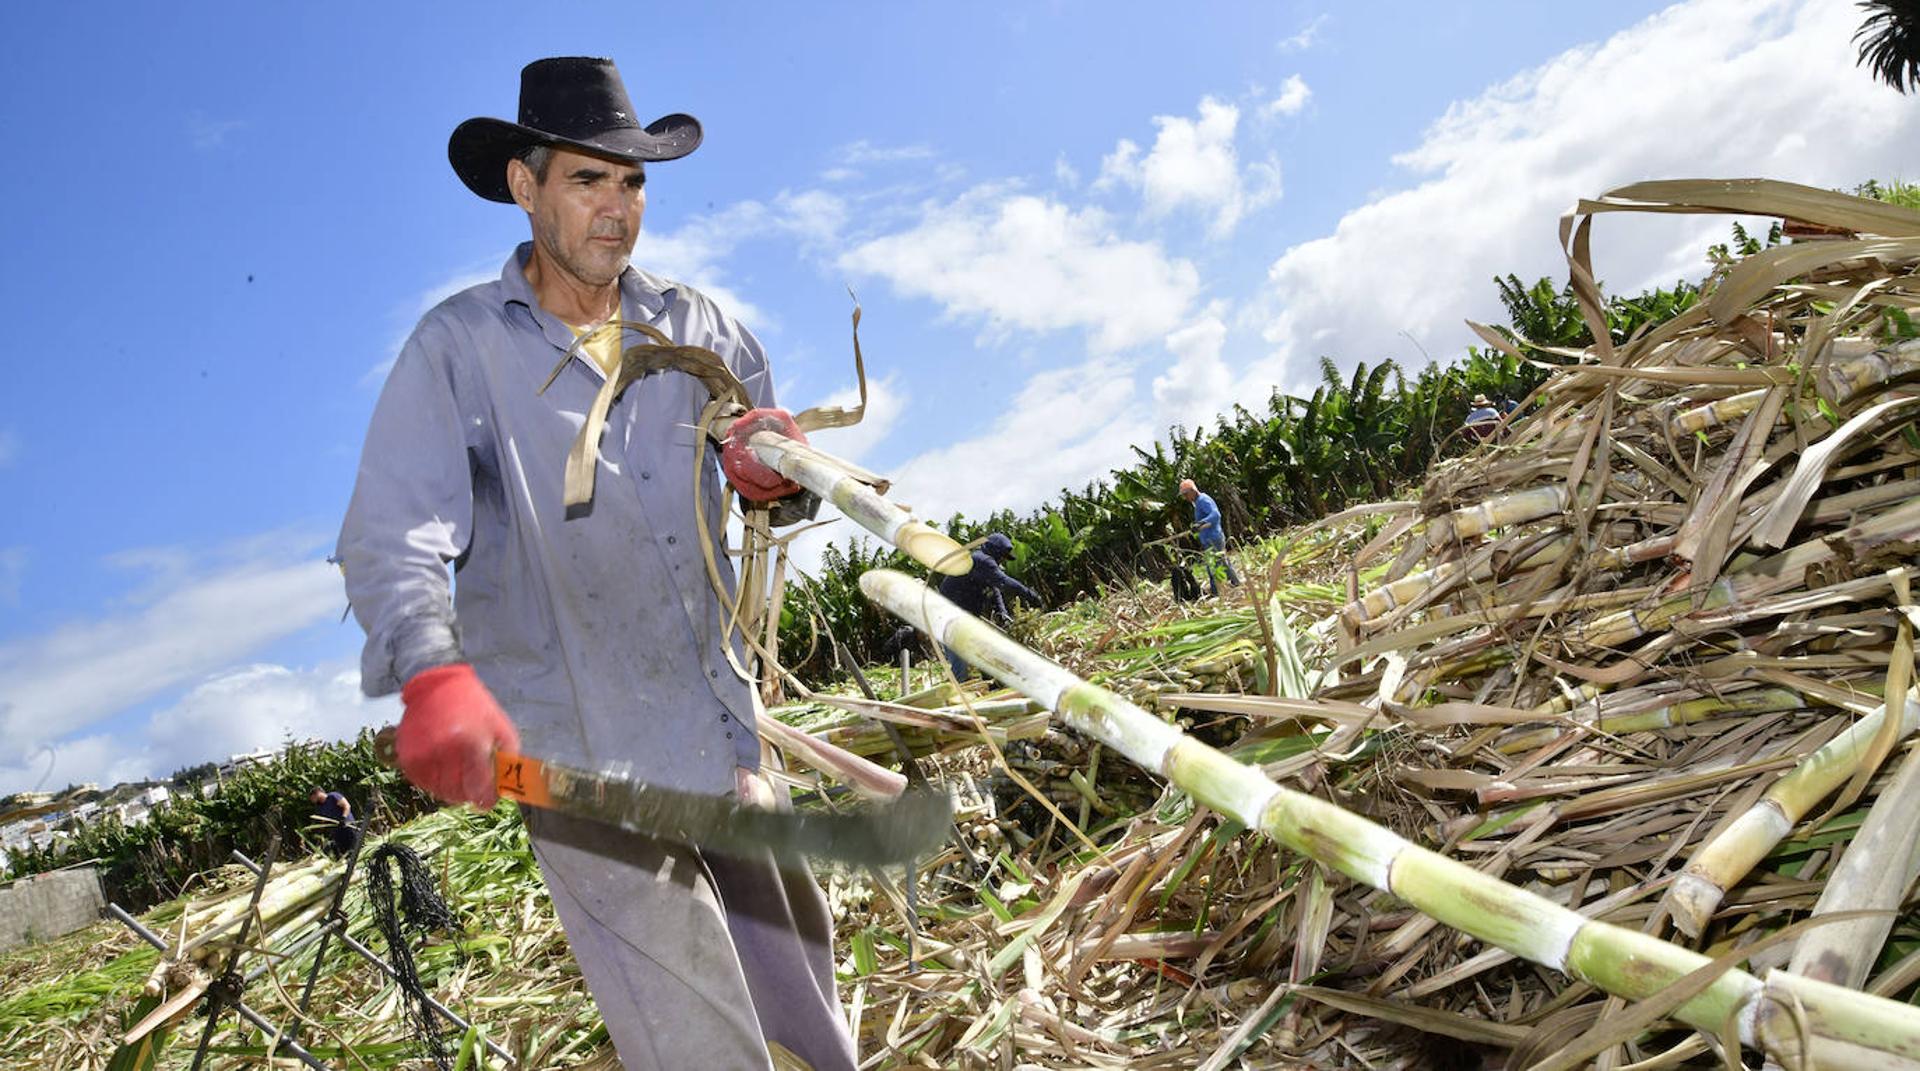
left=1782, top=734, right=1920, bottom=988
left=1670, top=387, right=1768, bottom=435
left=1666, top=693, right=1920, bottom=938
left=1493, top=686, right=1805, bottom=754
left=177, top=867, right=340, bottom=961
left=746, top=430, right=971, bottom=575
left=860, top=568, right=1920, bottom=1067
left=757, top=714, right=907, bottom=800
left=1447, top=484, right=1571, bottom=541
left=1342, top=559, right=1470, bottom=627
left=1668, top=337, right=1920, bottom=435
left=1816, top=337, right=1920, bottom=406
left=1570, top=577, right=1737, bottom=650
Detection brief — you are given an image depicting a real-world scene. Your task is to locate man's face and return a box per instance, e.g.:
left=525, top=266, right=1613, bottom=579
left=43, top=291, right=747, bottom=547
left=509, top=146, right=647, bottom=289
left=310, top=789, right=325, bottom=803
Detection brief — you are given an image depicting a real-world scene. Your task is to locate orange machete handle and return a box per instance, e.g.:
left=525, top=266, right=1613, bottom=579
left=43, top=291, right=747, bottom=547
left=492, top=750, right=553, bottom=808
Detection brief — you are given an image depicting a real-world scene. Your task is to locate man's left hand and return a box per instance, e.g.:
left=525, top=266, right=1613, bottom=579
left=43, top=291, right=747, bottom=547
left=721, top=408, right=807, bottom=502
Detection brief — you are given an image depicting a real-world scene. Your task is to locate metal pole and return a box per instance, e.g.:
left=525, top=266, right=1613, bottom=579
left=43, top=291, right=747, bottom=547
left=191, top=832, right=280, bottom=1071
left=231, top=998, right=335, bottom=1071
left=107, top=900, right=168, bottom=949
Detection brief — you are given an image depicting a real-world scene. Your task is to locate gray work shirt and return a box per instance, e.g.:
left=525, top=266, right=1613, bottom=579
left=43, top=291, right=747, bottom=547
left=338, top=243, right=771, bottom=795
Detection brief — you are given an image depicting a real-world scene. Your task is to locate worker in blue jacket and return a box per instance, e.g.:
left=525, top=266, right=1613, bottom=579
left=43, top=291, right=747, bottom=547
left=1180, top=479, right=1241, bottom=596
left=937, top=532, right=1041, bottom=680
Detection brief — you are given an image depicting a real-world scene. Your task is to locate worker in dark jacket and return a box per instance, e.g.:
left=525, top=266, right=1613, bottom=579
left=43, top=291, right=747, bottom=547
left=308, top=787, right=358, bottom=858
left=937, top=532, right=1041, bottom=680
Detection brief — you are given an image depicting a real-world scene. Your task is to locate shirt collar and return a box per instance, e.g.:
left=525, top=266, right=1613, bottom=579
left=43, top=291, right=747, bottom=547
left=497, top=241, right=678, bottom=344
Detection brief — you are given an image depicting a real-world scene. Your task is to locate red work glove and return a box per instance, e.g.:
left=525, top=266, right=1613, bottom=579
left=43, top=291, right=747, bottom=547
left=721, top=407, right=807, bottom=502
left=397, top=663, right=520, bottom=809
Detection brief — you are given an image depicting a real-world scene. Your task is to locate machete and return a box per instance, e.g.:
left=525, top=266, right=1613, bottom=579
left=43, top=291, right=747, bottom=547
left=373, top=727, right=949, bottom=867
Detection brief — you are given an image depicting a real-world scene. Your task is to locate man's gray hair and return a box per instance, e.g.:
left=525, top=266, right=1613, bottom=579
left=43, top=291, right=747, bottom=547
left=518, top=143, right=555, bottom=183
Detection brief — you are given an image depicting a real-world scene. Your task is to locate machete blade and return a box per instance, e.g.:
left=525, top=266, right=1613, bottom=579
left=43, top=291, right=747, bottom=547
left=375, top=727, right=948, bottom=865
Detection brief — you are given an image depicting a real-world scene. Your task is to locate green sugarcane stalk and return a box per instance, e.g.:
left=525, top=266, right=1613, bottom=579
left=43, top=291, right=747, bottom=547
left=859, top=568, right=1920, bottom=1067
left=1494, top=686, right=1805, bottom=754
left=746, top=430, right=971, bottom=576
left=1667, top=693, right=1920, bottom=938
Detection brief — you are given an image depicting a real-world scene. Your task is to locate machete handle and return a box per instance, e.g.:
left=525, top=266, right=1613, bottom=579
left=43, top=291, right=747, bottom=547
left=490, top=750, right=553, bottom=808
left=371, top=725, right=546, bottom=807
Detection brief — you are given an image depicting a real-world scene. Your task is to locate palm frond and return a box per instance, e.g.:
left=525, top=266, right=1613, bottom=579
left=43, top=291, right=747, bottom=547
left=1856, top=0, right=1920, bottom=93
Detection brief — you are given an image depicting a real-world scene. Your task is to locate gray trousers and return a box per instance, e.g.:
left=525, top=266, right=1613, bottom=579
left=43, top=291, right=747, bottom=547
left=524, top=807, right=858, bottom=1070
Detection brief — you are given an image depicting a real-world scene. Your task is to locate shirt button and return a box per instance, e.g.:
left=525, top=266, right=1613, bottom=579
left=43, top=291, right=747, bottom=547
left=666, top=535, right=677, bottom=545
left=719, top=712, right=730, bottom=722
left=709, top=669, right=718, bottom=679
left=641, top=471, right=651, bottom=480
left=725, top=731, right=733, bottom=740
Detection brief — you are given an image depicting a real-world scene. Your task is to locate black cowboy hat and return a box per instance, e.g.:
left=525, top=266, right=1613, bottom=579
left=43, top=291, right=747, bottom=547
left=448, top=56, right=702, bottom=204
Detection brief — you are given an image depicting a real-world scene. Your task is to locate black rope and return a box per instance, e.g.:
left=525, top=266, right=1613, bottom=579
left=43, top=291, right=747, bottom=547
left=364, top=841, right=459, bottom=1070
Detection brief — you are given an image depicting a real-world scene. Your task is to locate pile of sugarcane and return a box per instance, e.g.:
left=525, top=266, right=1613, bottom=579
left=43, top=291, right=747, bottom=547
left=816, top=180, right=1920, bottom=1069
left=126, top=855, right=345, bottom=1043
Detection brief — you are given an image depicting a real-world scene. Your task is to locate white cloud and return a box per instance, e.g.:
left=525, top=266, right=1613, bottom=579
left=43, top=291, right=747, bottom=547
left=1279, top=13, right=1329, bottom=52
left=1054, top=154, right=1081, bottom=190
left=634, top=201, right=779, bottom=327
left=837, top=184, right=1201, bottom=354
left=1152, top=303, right=1233, bottom=433
left=1095, top=97, right=1280, bottom=238
left=0, top=662, right=397, bottom=794
left=887, top=355, right=1156, bottom=524
left=142, top=663, right=397, bottom=776
left=1266, top=75, right=1313, bottom=118
left=1248, top=0, right=1920, bottom=396
left=799, top=374, right=908, bottom=467
left=776, top=189, right=850, bottom=246
left=636, top=189, right=854, bottom=329
left=0, top=538, right=346, bottom=759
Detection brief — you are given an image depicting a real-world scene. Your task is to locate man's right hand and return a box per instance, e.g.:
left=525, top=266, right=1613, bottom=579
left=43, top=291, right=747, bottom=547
left=397, top=663, right=520, bottom=809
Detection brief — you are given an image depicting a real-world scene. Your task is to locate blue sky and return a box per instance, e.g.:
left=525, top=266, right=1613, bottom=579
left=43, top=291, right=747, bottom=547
left=2, top=0, right=1914, bottom=794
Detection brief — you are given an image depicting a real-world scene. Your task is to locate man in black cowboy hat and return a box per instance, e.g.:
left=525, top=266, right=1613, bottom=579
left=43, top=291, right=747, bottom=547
left=338, top=57, right=853, bottom=1070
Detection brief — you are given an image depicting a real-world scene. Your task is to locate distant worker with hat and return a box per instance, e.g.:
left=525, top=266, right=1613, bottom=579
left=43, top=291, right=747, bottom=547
left=937, top=532, right=1042, bottom=680
left=1179, top=479, right=1241, bottom=596
left=336, top=57, right=853, bottom=1070
left=1464, top=393, right=1502, bottom=440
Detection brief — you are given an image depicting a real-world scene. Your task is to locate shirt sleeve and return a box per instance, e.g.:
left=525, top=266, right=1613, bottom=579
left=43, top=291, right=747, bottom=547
left=689, top=288, right=777, bottom=410
left=336, top=316, right=476, bottom=697
left=985, top=562, right=1041, bottom=608
left=1193, top=496, right=1220, bottom=530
